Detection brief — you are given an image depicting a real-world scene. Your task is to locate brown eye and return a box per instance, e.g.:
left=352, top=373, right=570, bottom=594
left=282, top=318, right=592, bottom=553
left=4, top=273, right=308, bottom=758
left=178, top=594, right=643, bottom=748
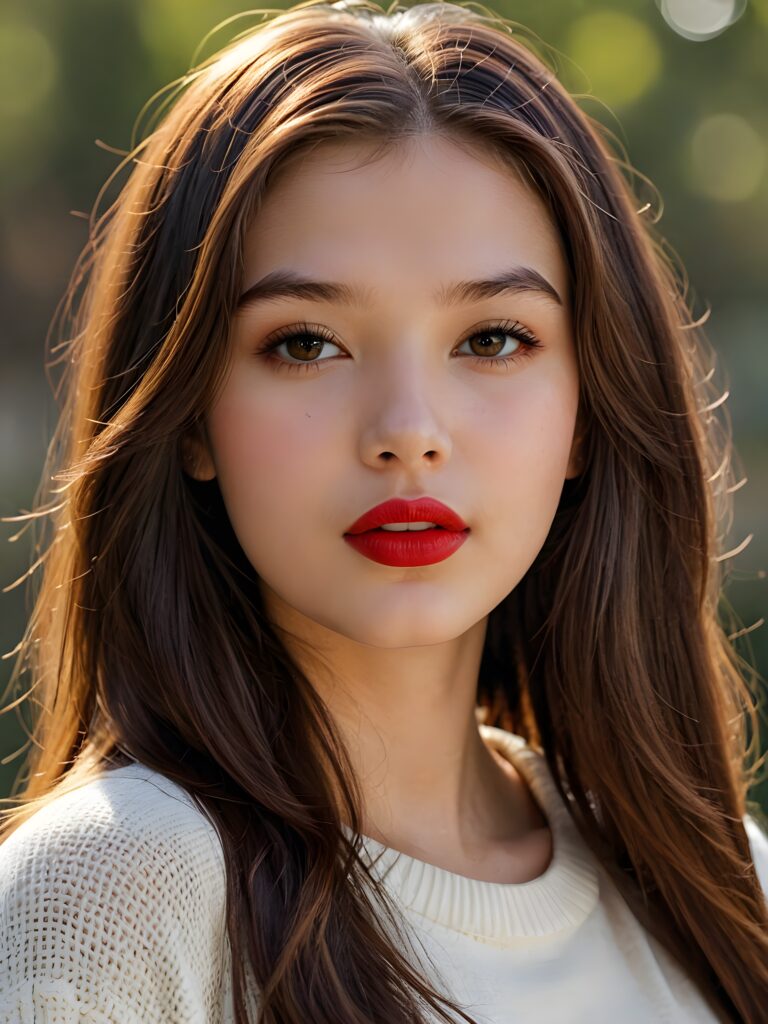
left=280, top=333, right=335, bottom=361
left=464, top=329, right=520, bottom=358
left=455, top=320, right=542, bottom=369
left=254, top=318, right=543, bottom=375
left=254, top=322, right=343, bottom=369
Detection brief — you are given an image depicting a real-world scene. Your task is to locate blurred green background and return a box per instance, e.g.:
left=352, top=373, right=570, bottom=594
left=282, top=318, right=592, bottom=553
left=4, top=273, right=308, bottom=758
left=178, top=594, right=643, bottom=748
left=1, top=0, right=766, bottom=808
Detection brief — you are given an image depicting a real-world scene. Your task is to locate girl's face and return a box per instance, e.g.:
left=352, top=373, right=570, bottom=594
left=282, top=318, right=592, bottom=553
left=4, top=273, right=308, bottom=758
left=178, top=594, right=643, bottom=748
left=188, top=134, right=581, bottom=649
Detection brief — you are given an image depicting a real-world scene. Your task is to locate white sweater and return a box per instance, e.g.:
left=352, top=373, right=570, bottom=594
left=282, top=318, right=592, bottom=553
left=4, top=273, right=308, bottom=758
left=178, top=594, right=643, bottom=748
left=1, top=724, right=766, bottom=1023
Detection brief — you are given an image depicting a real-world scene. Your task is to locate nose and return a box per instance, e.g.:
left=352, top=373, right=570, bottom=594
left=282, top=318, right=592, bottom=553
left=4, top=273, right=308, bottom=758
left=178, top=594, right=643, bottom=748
left=357, top=366, right=453, bottom=472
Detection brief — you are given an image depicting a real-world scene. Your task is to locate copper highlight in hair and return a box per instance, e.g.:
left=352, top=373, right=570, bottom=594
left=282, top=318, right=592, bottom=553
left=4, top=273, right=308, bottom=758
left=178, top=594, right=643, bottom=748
left=2, top=2, right=767, bottom=1022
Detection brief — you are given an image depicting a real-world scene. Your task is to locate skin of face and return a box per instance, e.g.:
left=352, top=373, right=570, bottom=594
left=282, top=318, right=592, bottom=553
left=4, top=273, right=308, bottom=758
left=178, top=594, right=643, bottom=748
left=184, top=133, right=582, bottom=880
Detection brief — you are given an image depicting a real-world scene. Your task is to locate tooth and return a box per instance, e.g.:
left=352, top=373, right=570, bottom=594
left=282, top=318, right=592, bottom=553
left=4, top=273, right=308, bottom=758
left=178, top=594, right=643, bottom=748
left=379, top=522, right=438, bottom=532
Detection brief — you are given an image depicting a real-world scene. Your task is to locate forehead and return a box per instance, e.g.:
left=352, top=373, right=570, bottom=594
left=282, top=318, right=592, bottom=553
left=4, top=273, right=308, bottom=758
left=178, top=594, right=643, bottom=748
left=241, top=133, right=568, bottom=305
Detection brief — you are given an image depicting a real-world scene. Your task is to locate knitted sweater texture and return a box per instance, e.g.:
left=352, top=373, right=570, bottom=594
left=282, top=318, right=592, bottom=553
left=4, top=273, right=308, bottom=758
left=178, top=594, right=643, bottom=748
left=1, top=724, right=767, bottom=1023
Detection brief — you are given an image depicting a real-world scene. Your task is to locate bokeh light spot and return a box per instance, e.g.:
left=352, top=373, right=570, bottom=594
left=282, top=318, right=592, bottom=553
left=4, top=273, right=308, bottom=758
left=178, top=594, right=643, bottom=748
left=566, top=12, right=662, bottom=108
left=686, top=114, right=766, bottom=202
left=658, top=0, right=747, bottom=41
left=0, top=20, right=58, bottom=119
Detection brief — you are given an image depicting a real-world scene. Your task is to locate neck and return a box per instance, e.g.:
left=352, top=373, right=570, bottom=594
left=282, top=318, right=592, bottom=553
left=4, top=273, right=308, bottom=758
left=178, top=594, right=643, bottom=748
left=263, top=585, right=541, bottom=857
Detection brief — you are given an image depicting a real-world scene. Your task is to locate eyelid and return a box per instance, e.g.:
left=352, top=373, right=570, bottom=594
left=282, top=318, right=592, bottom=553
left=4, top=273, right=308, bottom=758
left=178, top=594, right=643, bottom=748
left=258, top=320, right=338, bottom=350
left=256, top=317, right=540, bottom=350
left=253, top=318, right=543, bottom=370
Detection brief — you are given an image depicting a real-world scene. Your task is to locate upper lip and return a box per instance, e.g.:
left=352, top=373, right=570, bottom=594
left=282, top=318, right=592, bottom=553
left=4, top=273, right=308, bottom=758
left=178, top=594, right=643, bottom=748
left=344, top=497, right=469, bottom=535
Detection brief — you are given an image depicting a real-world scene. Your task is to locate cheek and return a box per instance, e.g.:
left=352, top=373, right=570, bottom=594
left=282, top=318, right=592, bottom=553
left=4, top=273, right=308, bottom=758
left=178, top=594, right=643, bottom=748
left=203, top=351, right=578, bottom=587
left=476, top=370, right=578, bottom=548
left=205, top=375, right=337, bottom=534
left=481, top=368, right=577, bottom=475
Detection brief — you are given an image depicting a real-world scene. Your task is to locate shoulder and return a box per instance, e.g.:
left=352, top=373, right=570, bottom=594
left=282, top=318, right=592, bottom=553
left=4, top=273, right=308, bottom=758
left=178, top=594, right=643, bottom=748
left=744, top=812, right=768, bottom=897
left=0, top=762, right=227, bottom=899
left=481, top=724, right=768, bottom=901
left=0, top=763, right=229, bottom=1023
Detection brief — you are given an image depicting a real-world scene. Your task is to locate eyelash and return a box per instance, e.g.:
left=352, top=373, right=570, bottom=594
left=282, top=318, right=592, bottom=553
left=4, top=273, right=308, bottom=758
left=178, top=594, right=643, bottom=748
left=253, top=319, right=543, bottom=375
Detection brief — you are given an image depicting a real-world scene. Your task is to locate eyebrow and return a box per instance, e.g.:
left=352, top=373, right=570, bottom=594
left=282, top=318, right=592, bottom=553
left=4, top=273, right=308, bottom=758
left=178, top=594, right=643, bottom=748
left=236, top=265, right=563, bottom=311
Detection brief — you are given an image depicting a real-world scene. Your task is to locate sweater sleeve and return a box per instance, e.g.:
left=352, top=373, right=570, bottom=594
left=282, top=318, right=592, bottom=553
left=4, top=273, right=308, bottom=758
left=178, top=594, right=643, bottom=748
left=744, top=812, right=768, bottom=900
left=0, top=769, right=229, bottom=1024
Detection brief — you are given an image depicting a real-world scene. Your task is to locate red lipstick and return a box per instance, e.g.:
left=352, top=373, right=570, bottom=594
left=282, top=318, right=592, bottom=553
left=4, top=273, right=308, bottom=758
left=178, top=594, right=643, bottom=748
left=343, top=497, right=470, bottom=567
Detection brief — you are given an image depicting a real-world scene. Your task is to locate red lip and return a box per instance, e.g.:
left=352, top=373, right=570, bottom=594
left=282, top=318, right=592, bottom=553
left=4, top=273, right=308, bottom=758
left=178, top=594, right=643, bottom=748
left=343, top=497, right=470, bottom=567
left=344, top=497, right=469, bottom=535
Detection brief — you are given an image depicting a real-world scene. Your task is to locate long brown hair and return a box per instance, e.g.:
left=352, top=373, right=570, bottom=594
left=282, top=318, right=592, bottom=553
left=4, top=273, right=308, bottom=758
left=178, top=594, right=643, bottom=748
left=2, top=1, right=766, bottom=1021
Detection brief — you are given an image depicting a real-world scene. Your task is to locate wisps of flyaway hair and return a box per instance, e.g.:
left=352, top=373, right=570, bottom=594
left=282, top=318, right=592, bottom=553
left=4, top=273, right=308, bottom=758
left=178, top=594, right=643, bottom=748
left=2, top=2, right=766, bottom=1022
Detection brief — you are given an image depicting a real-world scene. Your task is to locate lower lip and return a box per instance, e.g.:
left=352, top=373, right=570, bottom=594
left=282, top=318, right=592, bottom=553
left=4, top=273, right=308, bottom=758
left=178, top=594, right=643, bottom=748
left=343, top=528, right=470, bottom=567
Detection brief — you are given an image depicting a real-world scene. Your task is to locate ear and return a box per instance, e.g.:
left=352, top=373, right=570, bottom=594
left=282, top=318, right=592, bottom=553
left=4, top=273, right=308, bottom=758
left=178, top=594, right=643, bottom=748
left=565, top=407, right=587, bottom=480
left=180, top=423, right=217, bottom=481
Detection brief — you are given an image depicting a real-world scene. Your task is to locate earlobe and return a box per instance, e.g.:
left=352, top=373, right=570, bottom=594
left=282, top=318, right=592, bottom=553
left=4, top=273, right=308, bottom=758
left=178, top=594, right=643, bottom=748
left=565, top=412, right=587, bottom=480
left=180, top=429, right=217, bottom=481
left=565, top=444, right=584, bottom=480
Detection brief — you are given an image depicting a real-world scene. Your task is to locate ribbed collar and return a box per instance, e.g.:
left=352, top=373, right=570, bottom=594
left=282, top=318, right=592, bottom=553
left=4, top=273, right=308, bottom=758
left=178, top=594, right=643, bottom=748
left=344, top=724, right=600, bottom=945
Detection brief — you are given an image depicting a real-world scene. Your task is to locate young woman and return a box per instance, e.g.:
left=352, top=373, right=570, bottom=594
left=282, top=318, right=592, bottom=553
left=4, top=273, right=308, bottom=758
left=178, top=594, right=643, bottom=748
left=1, top=1, right=766, bottom=1021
